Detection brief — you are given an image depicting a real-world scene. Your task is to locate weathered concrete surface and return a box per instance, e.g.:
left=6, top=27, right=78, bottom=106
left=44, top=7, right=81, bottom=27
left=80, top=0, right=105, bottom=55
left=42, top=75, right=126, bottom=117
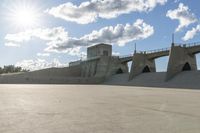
left=0, top=85, right=200, bottom=133
left=81, top=56, right=128, bottom=78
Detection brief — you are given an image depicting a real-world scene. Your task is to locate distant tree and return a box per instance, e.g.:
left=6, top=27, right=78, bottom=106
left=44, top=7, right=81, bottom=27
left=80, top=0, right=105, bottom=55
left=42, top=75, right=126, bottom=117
left=0, top=67, right=3, bottom=74
left=0, top=65, right=30, bottom=74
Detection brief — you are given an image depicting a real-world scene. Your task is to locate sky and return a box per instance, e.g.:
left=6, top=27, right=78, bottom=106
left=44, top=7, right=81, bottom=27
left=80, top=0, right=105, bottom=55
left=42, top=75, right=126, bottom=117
left=0, top=0, right=200, bottom=71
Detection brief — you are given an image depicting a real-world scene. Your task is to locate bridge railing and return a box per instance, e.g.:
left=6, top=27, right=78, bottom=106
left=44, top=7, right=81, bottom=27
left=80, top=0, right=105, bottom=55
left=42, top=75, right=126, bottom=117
left=175, top=42, right=200, bottom=47
left=119, top=47, right=171, bottom=58
left=119, top=54, right=133, bottom=59
left=136, top=47, right=170, bottom=54
left=145, top=47, right=170, bottom=54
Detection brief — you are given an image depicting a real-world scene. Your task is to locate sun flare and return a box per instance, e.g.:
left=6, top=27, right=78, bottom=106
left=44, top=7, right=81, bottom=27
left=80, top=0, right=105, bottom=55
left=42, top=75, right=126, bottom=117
left=7, top=1, right=41, bottom=29
left=14, top=9, right=38, bottom=27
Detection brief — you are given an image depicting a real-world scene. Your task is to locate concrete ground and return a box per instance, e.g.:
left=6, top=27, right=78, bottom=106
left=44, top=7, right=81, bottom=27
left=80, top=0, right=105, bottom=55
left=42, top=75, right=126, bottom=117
left=0, top=85, right=200, bottom=133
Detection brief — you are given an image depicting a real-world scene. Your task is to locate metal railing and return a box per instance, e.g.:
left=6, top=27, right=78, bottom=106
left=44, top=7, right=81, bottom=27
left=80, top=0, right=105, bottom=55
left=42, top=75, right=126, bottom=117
left=119, top=47, right=170, bottom=58
left=174, top=42, right=200, bottom=47
left=134, top=47, right=170, bottom=54
left=145, top=47, right=170, bottom=54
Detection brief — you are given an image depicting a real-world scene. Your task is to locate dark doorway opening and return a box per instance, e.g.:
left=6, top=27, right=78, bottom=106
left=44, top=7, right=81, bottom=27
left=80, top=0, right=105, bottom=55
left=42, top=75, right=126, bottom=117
left=142, top=66, right=151, bottom=73
left=182, top=62, right=191, bottom=71
left=116, top=68, right=123, bottom=74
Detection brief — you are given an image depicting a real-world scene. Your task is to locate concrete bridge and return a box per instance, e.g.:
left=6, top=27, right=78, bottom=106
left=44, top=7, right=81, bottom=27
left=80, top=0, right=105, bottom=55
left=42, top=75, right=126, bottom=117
left=125, top=42, right=200, bottom=81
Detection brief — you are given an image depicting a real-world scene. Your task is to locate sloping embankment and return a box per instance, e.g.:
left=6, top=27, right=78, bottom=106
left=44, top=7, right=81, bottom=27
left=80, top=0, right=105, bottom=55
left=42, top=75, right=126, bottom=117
left=104, top=71, right=200, bottom=89
left=0, top=66, right=104, bottom=84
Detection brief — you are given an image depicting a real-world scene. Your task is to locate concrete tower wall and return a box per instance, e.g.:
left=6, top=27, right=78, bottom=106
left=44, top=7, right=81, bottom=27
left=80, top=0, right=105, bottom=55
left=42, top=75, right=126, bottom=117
left=81, top=56, right=128, bottom=78
left=87, top=44, right=112, bottom=59
left=81, top=59, right=99, bottom=77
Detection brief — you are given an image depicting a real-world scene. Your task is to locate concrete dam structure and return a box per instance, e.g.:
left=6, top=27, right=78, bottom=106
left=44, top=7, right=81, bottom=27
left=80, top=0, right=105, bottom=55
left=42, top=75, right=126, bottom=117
left=1, top=42, right=200, bottom=85
left=129, top=42, right=200, bottom=81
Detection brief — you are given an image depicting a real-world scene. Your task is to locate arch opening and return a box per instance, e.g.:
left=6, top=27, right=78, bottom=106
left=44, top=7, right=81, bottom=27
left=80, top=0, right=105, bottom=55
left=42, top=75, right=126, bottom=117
left=116, top=68, right=123, bottom=74
left=128, top=62, right=132, bottom=73
left=182, top=62, right=191, bottom=71
left=196, top=54, right=200, bottom=70
left=142, top=66, right=151, bottom=73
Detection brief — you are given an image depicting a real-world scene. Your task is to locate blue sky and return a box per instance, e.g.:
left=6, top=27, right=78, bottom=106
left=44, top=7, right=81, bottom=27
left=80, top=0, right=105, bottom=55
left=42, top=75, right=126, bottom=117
left=0, top=0, right=199, bottom=71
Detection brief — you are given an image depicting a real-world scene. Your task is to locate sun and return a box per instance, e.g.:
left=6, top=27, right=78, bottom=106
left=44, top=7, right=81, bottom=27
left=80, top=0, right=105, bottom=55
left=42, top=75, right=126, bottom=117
left=13, top=8, right=38, bottom=28
left=6, top=1, right=41, bottom=29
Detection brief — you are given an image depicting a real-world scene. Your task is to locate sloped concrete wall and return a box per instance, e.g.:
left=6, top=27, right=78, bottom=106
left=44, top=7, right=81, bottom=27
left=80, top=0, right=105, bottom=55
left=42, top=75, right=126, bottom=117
left=0, top=65, right=89, bottom=84
left=0, top=65, right=105, bottom=84
left=104, top=71, right=200, bottom=89
left=27, top=65, right=82, bottom=78
left=166, top=46, right=197, bottom=80
left=0, top=74, right=105, bottom=84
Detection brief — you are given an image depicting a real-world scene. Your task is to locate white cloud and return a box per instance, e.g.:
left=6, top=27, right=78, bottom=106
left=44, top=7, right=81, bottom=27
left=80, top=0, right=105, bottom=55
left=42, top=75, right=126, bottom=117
left=66, top=47, right=87, bottom=59
left=174, top=0, right=180, bottom=3
left=46, top=19, right=154, bottom=52
left=182, top=24, right=200, bottom=41
left=37, top=53, right=50, bottom=57
left=45, top=0, right=167, bottom=24
left=5, top=19, right=154, bottom=54
left=5, top=27, right=68, bottom=45
left=112, top=52, right=121, bottom=56
left=15, top=58, right=68, bottom=71
left=5, top=42, right=21, bottom=47
left=166, top=3, right=197, bottom=32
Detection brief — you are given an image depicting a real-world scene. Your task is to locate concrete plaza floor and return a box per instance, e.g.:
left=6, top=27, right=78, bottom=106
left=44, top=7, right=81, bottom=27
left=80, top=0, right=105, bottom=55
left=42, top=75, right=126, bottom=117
left=0, top=85, right=200, bottom=133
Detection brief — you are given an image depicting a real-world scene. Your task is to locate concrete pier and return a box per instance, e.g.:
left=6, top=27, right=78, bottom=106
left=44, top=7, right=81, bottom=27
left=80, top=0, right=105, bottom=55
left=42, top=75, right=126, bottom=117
left=129, top=49, right=169, bottom=80
left=166, top=45, right=197, bottom=81
left=129, top=53, right=156, bottom=80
